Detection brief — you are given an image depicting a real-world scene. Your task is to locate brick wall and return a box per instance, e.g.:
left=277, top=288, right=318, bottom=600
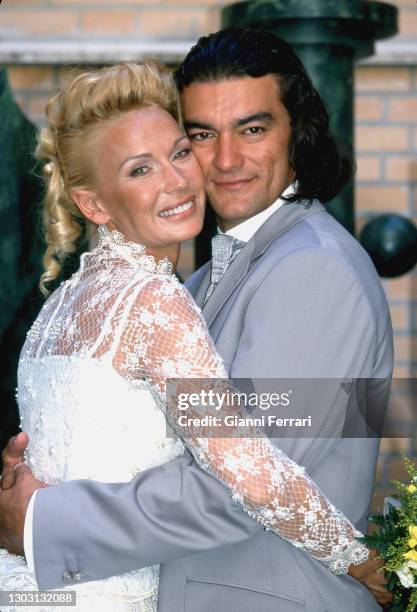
left=355, top=63, right=417, bottom=382
left=0, top=0, right=222, bottom=40
left=1, top=0, right=417, bottom=511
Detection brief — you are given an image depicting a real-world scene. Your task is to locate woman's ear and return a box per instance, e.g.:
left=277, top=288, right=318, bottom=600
left=71, top=189, right=110, bottom=225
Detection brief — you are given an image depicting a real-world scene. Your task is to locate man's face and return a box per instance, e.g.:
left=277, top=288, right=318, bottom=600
left=181, top=75, right=295, bottom=231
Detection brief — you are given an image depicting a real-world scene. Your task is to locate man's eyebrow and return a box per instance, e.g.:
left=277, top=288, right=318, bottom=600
left=184, top=120, right=214, bottom=131
left=184, top=113, right=274, bottom=132
left=234, top=112, right=274, bottom=127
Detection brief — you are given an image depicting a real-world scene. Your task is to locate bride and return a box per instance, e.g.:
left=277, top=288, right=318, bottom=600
left=0, top=62, right=383, bottom=610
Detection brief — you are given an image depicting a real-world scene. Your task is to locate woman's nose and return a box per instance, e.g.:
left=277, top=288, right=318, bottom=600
left=163, top=164, right=188, bottom=193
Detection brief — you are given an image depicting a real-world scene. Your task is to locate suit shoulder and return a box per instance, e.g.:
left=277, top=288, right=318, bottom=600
left=266, top=208, right=377, bottom=280
left=257, top=210, right=389, bottom=319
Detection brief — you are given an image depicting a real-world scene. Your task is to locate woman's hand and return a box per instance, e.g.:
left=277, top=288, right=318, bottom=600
left=348, top=548, right=393, bottom=608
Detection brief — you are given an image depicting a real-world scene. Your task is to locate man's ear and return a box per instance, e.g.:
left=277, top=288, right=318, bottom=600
left=71, top=189, right=109, bottom=225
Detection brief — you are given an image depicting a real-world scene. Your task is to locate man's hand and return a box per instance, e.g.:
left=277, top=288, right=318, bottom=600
left=1, top=432, right=28, bottom=490
left=348, top=548, right=393, bottom=608
left=0, top=438, right=47, bottom=555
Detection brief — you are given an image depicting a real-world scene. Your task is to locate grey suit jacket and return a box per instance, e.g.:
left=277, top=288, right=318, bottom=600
left=33, top=201, right=393, bottom=611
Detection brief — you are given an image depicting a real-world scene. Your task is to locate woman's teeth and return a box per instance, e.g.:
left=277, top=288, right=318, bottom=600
left=158, top=201, right=193, bottom=217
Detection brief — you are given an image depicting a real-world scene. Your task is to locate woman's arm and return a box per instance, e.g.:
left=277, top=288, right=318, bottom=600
left=114, top=275, right=368, bottom=574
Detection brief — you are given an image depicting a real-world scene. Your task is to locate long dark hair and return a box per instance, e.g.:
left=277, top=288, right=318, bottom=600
left=175, top=28, right=353, bottom=204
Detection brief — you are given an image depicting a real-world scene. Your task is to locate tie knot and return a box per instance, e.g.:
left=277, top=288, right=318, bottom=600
left=204, top=234, right=245, bottom=303
left=211, top=233, right=237, bottom=265
left=208, top=233, right=245, bottom=292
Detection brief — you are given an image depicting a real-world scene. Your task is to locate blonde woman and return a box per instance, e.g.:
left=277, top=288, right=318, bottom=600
left=0, top=63, right=379, bottom=611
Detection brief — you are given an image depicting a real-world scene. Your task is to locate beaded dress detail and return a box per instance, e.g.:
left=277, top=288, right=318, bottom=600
left=0, top=225, right=368, bottom=611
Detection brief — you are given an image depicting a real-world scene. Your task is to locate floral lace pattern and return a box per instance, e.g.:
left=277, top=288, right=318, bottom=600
left=0, top=224, right=368, bottom=611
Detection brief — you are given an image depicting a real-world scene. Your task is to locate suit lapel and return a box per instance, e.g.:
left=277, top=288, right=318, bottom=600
left=201, top=200, right=325, bottom=328
left=187, top=262, right=210, bottom=309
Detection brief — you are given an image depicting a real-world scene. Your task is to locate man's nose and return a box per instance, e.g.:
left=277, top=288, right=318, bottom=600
left=213, top=135, right=244, bottom=172
left=163, top=163, right=188, bottom=193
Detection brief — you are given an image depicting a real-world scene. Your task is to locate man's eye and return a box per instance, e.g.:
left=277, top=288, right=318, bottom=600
left=245, top=126, right=264, bottom=135
left=173, top=148, right=191, bottom=160
left=130, top=166, right=149, bottom=177
left=189, top=132, right=212, bottom=141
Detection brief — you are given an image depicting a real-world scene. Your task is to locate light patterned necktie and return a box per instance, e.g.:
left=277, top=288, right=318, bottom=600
left=204, top=234, right=245, bottom=303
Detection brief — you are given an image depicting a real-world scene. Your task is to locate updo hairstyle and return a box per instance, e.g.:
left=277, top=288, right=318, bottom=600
left=36, top=62, right=180, bottom=295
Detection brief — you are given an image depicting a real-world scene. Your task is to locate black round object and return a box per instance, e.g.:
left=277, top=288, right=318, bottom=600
left=359, top=214, right=417, bottom=278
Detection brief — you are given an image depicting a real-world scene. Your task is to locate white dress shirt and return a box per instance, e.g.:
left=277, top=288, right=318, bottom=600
left=23, top=182, right=296, bottom=577
left=220, top=183, right=294, bottom=242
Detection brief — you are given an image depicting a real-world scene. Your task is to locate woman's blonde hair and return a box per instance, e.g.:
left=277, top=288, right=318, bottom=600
left=36, top=61, right=180, bottom=295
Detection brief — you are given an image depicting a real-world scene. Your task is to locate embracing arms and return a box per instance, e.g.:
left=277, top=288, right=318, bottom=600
left=0, top=250, right=392, bottom=603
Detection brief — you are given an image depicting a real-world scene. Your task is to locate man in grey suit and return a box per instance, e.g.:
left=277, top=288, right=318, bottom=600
left=0, top=29, right=393, bottom=610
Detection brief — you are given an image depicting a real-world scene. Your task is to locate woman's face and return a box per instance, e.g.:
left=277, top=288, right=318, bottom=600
left=86, top=106, right=205, bottom=260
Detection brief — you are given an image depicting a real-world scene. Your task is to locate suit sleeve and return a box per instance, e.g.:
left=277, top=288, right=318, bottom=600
left=33, top=452, right=261, bottom=589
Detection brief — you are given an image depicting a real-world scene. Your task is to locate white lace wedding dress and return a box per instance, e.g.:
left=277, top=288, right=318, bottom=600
left=0, top=225, right=368, bottom=611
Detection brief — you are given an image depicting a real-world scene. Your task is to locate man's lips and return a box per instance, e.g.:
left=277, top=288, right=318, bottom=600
left=213, top=178, right=255, bottom=190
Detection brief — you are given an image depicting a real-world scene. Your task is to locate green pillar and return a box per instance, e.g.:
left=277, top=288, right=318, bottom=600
left=0, top=69, right=44, bottom=460
left=222, top=0, right=397, bottom=234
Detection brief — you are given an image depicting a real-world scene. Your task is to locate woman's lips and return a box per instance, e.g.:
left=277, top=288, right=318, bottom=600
left=158, top=199, right=195, bottom=219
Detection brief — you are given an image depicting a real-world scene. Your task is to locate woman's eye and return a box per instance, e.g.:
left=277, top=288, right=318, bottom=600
left=173, top=148, right=191, bottom=161
left=130, top=166, right=149, bottom=177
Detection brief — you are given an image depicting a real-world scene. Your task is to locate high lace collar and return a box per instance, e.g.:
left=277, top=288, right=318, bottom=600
left=97, top=224, right=173, bottom=276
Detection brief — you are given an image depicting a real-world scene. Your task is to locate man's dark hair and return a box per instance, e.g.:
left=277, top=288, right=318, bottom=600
left=175, top=28, right=354, bottom=204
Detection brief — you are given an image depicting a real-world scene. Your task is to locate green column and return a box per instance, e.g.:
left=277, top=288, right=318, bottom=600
left=222, top=0, right=397, bottom=235
left=0, top=69, right=44, bottom=460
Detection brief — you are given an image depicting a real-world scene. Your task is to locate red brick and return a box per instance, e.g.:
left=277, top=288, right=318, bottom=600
left=28, top=95, right=51, bottom=120
left=356, top=185, right=408, bottom=212
left=386, top=157, right=417, bottom=181
left=81, top=11, right=137, bottom=35
left=355, top=67, right=412, bottom=92
left=52, top=0, right=159, bottom=3
left=355, top=126, right=409, bottom=152
left=390, top=304, right=409, bottom=329
left=394, top=334, right=417, bottom=361
left=356, top=156, right=380, bottom=181
left=388, top=274, right=417, bottom=300
left=393, top=365, right=412, bottom=378
left=355, top=96, right=384, bottom=121
left=0, top=10, right=78, bottom=36
left=388, top=98, right=417, bottom=123
left=8, top=66, right=55, bottom=90
left=387, top=390, right=415, bottom=422
left=399, top=10, right=417, bottom=37
left=5, top=0, right=46, bottom=5
left=139, top=9, right=210, bottom=37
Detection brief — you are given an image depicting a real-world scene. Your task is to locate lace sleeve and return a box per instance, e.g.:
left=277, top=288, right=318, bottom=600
left=113, top=275, right=368, bottom=574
